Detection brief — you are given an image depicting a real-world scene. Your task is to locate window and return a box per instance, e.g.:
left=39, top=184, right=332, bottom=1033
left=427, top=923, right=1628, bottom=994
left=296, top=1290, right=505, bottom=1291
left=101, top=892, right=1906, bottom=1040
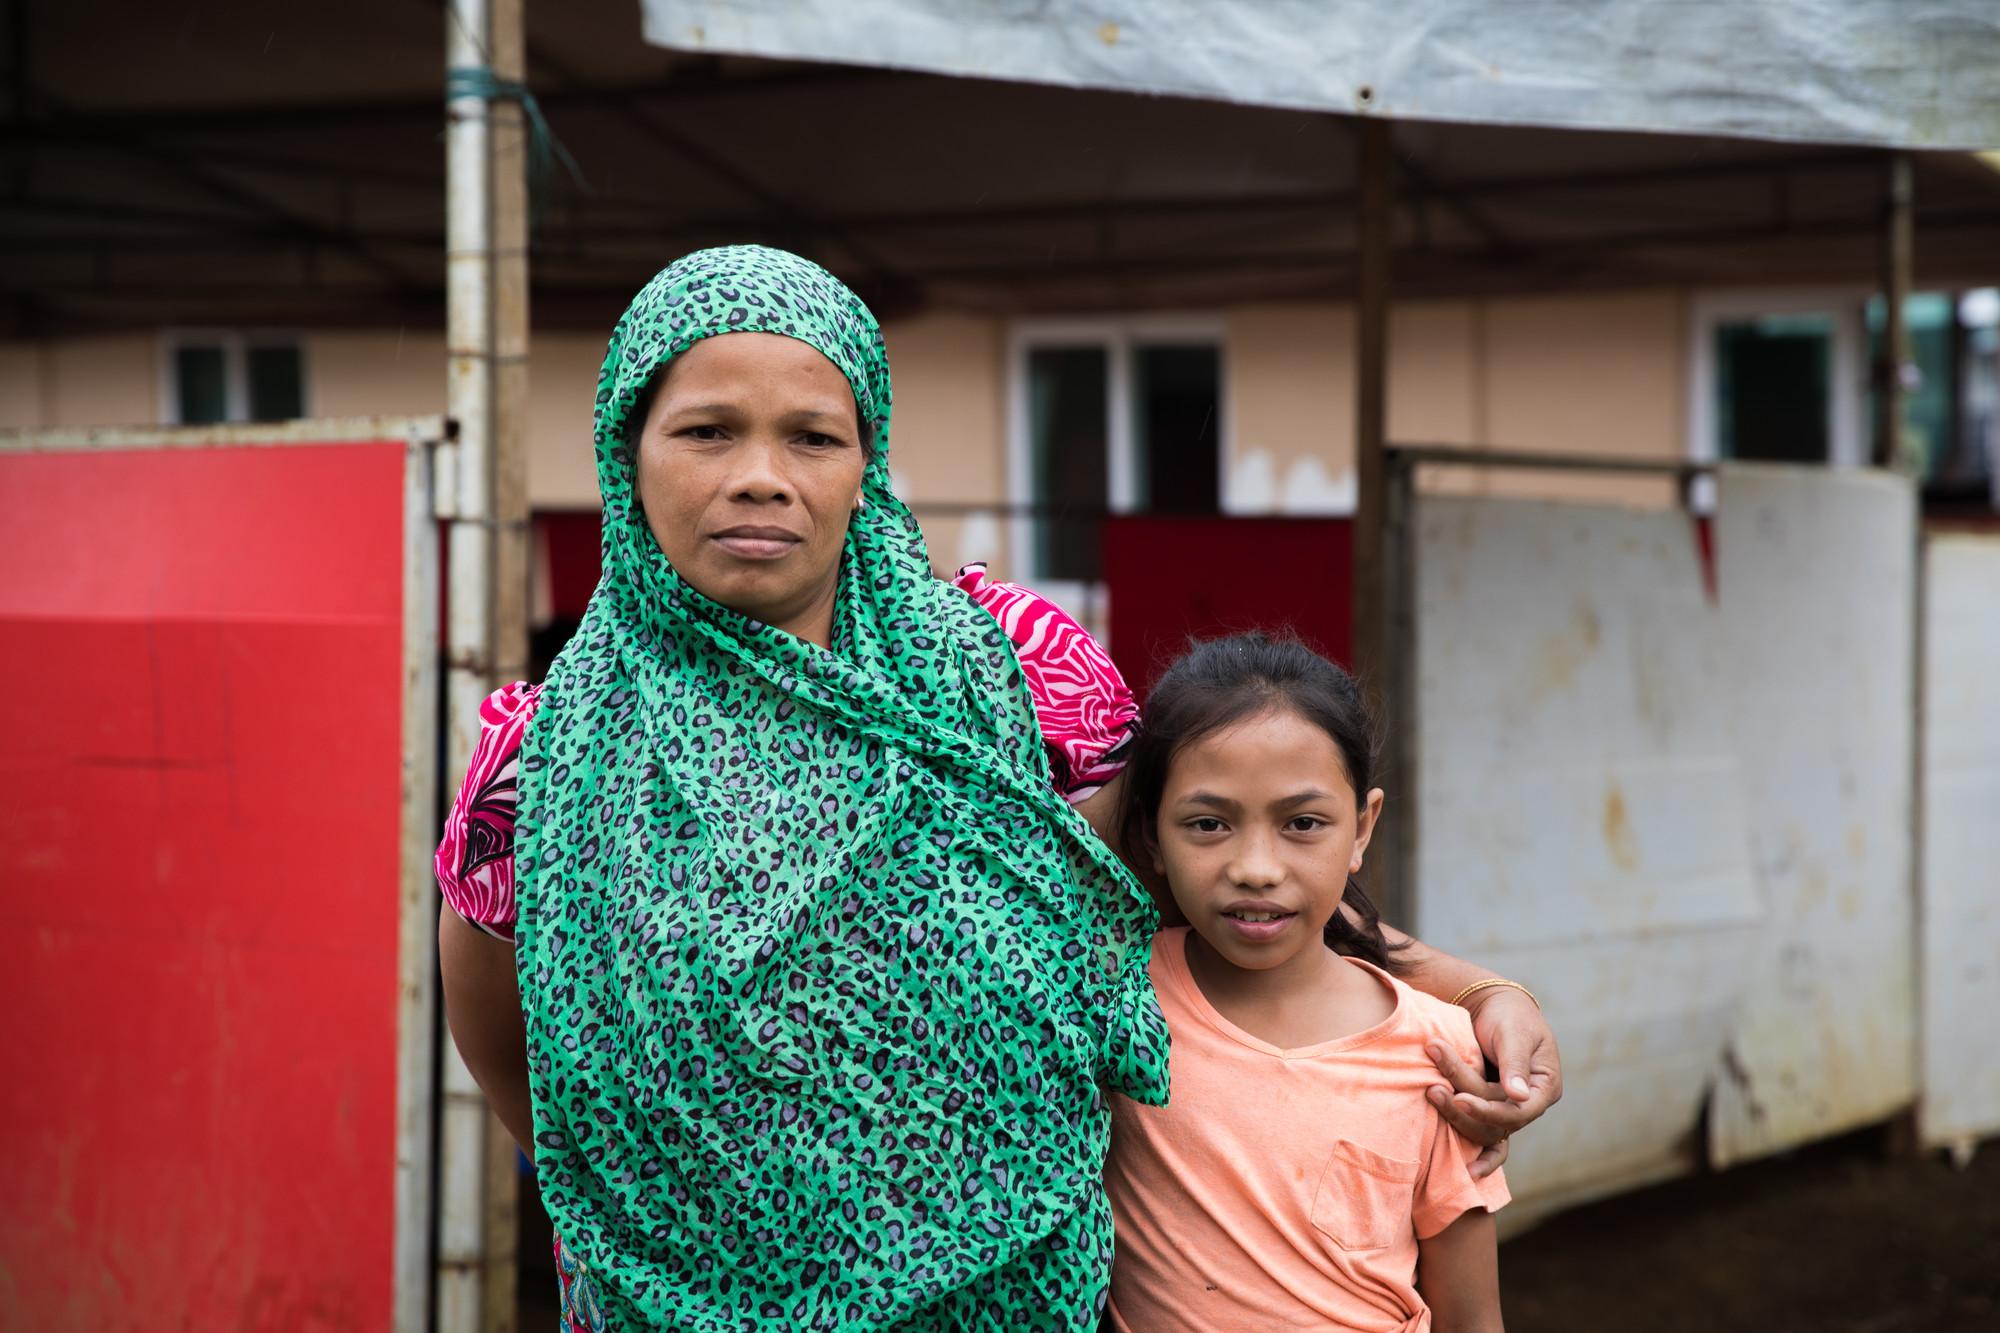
left=1714, top=314, right=1835, bottom=464
left=1690, top=289, right=1999, bottom=510
left=1688, top=292, right=1865, bottom=509
left=1009, top=320, right=1224, bottom=582
left=1025, top=344, right=1111, bottom=583
left=1133, top=344, right=1224, bottom=515
left=163, top=333, right=306, bottom=424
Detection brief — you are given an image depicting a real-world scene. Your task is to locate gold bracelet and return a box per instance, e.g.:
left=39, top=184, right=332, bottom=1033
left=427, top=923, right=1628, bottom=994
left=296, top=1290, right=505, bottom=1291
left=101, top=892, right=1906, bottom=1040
left=1449, top=978, right=1539, bottom=1010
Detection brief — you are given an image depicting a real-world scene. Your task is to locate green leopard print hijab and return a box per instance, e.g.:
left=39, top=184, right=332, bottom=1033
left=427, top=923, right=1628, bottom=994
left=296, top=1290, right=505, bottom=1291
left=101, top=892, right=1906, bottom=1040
left=514, top=245, right=1168, bottom=1328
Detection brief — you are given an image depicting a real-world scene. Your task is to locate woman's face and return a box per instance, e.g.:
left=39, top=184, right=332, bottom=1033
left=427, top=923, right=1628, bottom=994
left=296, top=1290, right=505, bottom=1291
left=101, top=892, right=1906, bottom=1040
left=634, top=332, right=869, bottom=645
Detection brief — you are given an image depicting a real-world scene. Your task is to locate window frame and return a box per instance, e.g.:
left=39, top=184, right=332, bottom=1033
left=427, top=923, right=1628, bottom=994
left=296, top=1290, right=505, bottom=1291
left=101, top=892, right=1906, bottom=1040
left=159, top=329, right=311, bottom=425
left=1684, top=288, right=1867, bottom=508
left=1005, top=314, right=1227, bottom=582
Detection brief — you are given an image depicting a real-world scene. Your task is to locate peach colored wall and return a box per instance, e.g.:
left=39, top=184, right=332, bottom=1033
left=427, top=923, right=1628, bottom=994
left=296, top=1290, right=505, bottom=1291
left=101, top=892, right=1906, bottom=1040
left=308, top=321, right=1010, bottom=536
left=0, top=328, right=608, bottom=508
left=881, top=312, right=1009, bottom=575
left=1, top=291, right=1684, bottom=524
left=519, top=333, right=610, bottom=509
left=0, top=343, right=44, bottom=429
left=310, top=329, right=609, bottom=508
left=305, top=330, right=443, bottom=419
left=1224, top=300, right=1494, bottom=510
left=1224, top=303, right=1358, bottom=512
left=0, top=335, right=159, bottom=429
left=1224, top=292, right=1689, bottom=510
left=1478, top=291, right=1688, bottom=506
left=507, top=317, right=1011, bottom=539
left=57, top=335, right=160, bottom=426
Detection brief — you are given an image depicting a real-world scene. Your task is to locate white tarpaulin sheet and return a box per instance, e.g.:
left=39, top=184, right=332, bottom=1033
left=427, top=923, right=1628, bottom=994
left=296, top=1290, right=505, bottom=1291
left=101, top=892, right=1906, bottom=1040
left=1411, top=497, right=1761, bottom=1209
left=1919, top=533, right=2000, bottom=1152
left=1708, top=465, right=1919, bottom=1166
left=644, top=0, right=2000, bottom=149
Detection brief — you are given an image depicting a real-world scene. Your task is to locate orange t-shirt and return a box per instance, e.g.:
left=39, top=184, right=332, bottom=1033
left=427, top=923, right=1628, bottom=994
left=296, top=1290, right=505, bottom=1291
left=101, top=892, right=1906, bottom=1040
left=1105, top=928, right=1510, bottom=1332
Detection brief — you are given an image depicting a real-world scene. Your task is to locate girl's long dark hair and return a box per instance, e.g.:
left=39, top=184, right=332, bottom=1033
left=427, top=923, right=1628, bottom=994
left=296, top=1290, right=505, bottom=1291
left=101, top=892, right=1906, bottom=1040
left=1119, top=632, right=1407, bottom=972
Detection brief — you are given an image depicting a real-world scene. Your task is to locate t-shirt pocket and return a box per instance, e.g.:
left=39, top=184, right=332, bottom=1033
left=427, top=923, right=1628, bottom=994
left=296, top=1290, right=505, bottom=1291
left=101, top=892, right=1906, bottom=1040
left=1310, top=1137, right=1421, bottom=1250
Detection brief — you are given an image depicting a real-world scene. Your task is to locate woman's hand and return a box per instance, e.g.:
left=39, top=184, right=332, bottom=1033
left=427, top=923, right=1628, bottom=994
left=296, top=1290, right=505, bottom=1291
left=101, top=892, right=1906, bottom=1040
left=1425, top=988, right=1563, bottom=1179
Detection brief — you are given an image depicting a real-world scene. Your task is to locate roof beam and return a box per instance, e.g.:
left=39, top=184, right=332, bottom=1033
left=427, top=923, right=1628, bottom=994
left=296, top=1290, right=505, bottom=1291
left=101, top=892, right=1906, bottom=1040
left=10, top=203, right=1998, bottom=279
left=1393, top=146, right=1515, bottom=251
left=519, top=38, right=917, bottom=295
left=23, top=112, right=431, bottom=294
left=644, top=149, right=1886, bottom=237
left=0, top=63, right=895, bottom=138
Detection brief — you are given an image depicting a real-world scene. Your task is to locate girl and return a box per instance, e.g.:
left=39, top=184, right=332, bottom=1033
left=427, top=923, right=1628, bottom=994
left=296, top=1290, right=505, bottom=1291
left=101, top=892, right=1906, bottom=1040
left=1106, top=634, right=1511, bottom=1332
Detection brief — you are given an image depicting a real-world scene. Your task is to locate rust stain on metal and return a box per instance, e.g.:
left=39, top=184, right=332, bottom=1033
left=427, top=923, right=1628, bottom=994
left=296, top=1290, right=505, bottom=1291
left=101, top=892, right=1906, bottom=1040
left=1520, top=600, right=1603, bottom=710
left=1601, top=784, right=1639, bottom=871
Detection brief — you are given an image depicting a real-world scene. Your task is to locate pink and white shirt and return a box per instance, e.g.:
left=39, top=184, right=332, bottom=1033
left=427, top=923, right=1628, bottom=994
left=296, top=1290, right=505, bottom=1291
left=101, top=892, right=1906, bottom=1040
left=436, top=566, right=1139, bottom=940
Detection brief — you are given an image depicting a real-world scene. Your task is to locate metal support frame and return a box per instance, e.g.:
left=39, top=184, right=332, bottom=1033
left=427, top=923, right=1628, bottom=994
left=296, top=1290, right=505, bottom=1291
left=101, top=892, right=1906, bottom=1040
left=1351, top=116, right=1400, bottom=922
left=524, top=42, right=906, bottom=289
left=0, top=63, right=891, bottom=137
left=440, top=0, right=531, bottom=1329
left=1391, top=443, right=1717, bottom=508
left=45, top=118, right=427, bottom=294
left=1380, top=447, right=1419, bottom=941
left=1874, top=152, right=1915, bottom=468
left=1377, top=444, right=1722, bottom=939
left=4, top=0, right=28, bottom=198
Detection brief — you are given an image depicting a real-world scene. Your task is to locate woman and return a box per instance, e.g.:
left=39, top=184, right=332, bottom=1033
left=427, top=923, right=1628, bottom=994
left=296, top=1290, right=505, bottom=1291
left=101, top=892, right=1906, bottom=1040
left=437, top=245, right=1559, bottom=1331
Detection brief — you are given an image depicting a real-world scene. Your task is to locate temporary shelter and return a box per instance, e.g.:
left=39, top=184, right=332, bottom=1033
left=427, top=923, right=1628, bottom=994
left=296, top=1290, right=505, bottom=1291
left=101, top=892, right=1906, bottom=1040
left=4, top=2, right=1997, bottom=1328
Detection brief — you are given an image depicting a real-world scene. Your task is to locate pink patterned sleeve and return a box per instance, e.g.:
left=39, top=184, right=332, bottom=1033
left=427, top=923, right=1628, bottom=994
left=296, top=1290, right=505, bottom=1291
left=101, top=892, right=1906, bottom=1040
left=951, top=563, right=1138, bottom=802
left=435, top=681, right=542, bottom=941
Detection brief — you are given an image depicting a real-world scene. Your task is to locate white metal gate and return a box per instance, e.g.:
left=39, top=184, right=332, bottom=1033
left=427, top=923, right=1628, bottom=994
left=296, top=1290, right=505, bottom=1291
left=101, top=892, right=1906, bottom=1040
left=1918, top=531, right=2000, bottom=1153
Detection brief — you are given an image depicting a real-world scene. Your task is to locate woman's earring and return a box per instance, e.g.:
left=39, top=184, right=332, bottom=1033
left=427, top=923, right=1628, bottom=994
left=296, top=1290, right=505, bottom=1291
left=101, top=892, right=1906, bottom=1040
left=853, top=494, right=866, bottom=513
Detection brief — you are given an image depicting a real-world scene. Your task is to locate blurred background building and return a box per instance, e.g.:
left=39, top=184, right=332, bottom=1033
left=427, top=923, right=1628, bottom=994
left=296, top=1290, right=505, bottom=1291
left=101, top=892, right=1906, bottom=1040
left=4, top=2, right=1999, bottom=1330
left=5, top=2, right=1998, bottom=656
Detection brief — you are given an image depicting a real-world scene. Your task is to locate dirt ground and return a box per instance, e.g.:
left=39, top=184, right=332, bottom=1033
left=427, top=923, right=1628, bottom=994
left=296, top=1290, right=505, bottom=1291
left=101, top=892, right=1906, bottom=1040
left=517, top=1131, right=2000, bottom=1331
left=1499, top=1131, right=2000, bottom=1332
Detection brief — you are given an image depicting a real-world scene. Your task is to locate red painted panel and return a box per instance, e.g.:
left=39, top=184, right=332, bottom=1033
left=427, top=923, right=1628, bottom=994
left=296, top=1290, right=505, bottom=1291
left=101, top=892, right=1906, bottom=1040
left=0, top=443, right=407, bottom=1331
left=1102, top=515, right=1354, bottom=698
left=539, top=510, right=603, bottom=620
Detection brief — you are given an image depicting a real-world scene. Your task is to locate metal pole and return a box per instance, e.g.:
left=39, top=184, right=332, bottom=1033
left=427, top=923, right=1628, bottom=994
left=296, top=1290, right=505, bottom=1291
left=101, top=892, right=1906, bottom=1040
left=1351, top=117, right=1404, bottom=924
left=397, top=421, right=446, bottom=1333
left=441, top=0, right=530, bottom=1329
left=1874, top=151, right=1913, bottom=469
left=1352, top=118, right=1392, bottom=687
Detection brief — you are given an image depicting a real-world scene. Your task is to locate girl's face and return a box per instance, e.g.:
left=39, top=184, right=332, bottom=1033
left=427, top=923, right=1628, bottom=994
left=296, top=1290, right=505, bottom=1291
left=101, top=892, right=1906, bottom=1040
left=635, top=332, right=869, bottom=645
left=1153, top=704, right=1385, bottom=975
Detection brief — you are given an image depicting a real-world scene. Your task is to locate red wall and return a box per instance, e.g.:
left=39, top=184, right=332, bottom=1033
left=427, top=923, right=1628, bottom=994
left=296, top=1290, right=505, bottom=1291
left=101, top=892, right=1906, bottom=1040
left=1102, top=515, right=1355, bottom=696
left=531, top=508, right=1357, bottom=702
left=541, top=509, right=603, bottom=620
left=0, top=443, right=408, bottom=1329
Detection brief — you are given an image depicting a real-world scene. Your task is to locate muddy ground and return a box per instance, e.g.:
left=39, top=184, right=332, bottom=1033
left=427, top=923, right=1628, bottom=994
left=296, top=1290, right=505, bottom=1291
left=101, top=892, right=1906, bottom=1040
left=518, top=1131, right=2000, bottom=1330
left=1500, top=1132, right=2000, bottom=1332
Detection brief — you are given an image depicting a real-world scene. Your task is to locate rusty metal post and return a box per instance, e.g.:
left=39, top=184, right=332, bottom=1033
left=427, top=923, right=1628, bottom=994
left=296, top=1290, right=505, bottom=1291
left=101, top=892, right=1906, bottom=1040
left=440, top=0, right=530, bottom=1328
left=1873, top=152, right=1913, bottom=469
left=1351, top=117, right=1405, bottom=924
left=1351, top=118, right=1392, bottom=692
